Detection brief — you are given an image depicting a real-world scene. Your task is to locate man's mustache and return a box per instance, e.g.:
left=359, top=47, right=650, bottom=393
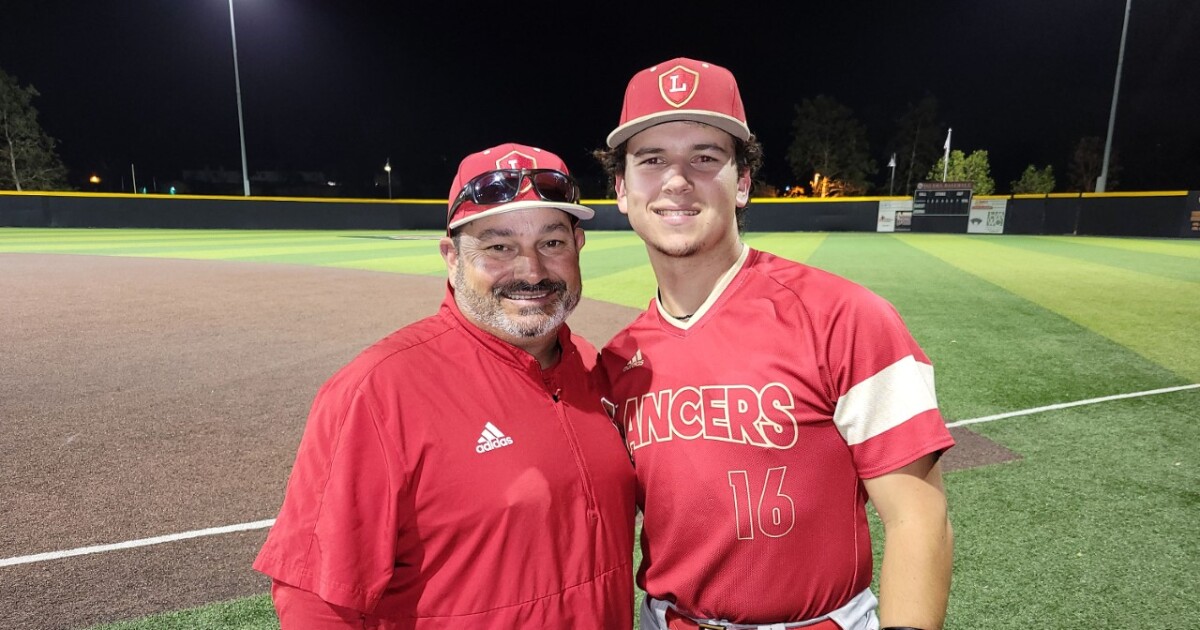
left=492, top=280, right=568, bottom=297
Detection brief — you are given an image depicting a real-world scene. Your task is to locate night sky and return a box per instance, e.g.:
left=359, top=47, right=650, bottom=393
left=2, top=1, right=1197, bottom=198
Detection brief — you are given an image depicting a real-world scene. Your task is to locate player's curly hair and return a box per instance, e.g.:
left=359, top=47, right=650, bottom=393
left=592, top=132, right=764, bottom=232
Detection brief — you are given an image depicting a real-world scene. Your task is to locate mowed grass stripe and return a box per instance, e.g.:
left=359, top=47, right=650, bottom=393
left=579, top=233, right=655, bottom=308
left=216, top=243, right=442, bottom=266
left=0, top=230, right=444, bottom=266
left=583, top=263, right=658, bottom=309
left=325, top=253, right=450, bottom=276
left=0, top=228, right=352, bottom=248
left=576, top=232, right=645, bottom=252
left=0, top=236, right=322, bottom=253
left=1043, top=234, right=1200, bottom=259
left=117, top=240, right=437, bottom=261
left=899, top=234, right=1200, bottom=382
left=800, top=233, right=1185, bottom=420
left=993, top=235, right=1200, bottom=283
left=3, top=229, right=439, bottom=241
left=744, top=231, right=828, bottom=264
left=0, top=228, right=292, bottom=242
left=799, top=233, right=943, bottom=306
left=581, top=240, right=650, bottom=277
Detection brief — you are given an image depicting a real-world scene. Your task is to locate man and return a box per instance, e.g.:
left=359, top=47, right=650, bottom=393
left=254, top=143, right=636, bottom=628
left=593, top=58, right=955, bottom=630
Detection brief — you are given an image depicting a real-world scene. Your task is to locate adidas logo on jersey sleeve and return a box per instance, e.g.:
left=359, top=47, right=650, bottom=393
left=475, top=421, right=514, bottom=453
left=622, top=349, right=644, bottom=373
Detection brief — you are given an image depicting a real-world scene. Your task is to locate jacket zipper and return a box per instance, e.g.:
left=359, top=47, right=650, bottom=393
left=544, top=376, right=599, bottom=521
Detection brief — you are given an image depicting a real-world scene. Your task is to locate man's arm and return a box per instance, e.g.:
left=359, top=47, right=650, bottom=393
left=271, top=579, right=368, bottom=629
left=862, top=454, right=953, bottom=630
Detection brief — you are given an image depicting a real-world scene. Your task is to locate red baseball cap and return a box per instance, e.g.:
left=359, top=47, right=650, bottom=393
left=447, top=143, right=594, bottom=232
left=606, top=57, right=752, bottom=148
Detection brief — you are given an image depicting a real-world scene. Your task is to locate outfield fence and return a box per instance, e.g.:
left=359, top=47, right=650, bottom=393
left=1, top=189, right=1197, bottom=237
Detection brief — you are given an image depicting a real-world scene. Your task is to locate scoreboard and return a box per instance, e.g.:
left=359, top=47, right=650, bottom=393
left=913, top=181, right=974, bottom=215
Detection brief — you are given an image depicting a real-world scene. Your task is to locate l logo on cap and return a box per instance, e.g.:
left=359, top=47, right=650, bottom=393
left=496, top=150, right=538, bottom=194
left=658, top=64, right=700, bottom=109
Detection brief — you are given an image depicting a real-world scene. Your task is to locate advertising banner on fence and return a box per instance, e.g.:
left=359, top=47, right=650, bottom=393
left=968, top=198, right=1008, bottom=234
left=1186, top=190, right=1200, bottom=238
left=877, top=199, right=912, bottom=233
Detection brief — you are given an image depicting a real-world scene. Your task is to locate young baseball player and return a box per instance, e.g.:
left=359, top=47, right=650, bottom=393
left=594, top=58, right=956, bottom=630
left=254, top=143, right=637, bottom=628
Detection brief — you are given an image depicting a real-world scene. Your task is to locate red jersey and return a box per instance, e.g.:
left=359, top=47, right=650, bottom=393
left=600, top=247, right=954, bottom=623
left=255, top=287, right=636, bottom=628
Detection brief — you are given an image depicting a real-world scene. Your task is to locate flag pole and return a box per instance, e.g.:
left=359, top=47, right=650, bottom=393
left=887, top=153, right=897, bottom=196
left=942, top=128, right=952, bottom=182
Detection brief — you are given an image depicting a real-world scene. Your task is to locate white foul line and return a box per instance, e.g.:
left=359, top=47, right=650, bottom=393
left=0, top=519, right=275, bottom=568
left=2, top=383, right=1197, bottom=569
left=946, top=383, right=1200, bottom=428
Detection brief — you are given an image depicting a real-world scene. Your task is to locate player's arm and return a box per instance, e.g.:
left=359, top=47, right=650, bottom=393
left=271, top=579, right=371, bottom=629
left=862, top=453, right=953, bottom=630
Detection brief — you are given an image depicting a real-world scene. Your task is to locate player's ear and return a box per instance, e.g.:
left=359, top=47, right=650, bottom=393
left=735, top=171, right=751, bottom=208
left=615, top=175, right=630, bottom=216
left=574, top=225, right=585, bottom=252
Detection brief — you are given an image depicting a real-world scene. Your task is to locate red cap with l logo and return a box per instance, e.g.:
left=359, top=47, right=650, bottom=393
left=606, top=57, right=751, bottom=148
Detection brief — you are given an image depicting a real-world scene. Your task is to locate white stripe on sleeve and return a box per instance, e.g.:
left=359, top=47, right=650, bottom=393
left=834, top=355, right=938, bottom=445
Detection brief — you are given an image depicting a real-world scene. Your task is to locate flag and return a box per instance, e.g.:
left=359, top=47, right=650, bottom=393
left=942, top=128, right=952, bottom=182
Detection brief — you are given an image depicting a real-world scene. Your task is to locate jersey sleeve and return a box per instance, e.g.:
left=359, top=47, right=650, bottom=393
left=270, top=579, right=368, bottom=629
left=253, top=382, right=405, bottom=613
left=821, top=288, right=955, bottom=478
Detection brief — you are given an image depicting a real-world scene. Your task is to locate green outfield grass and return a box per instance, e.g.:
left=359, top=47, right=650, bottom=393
left=1, top=229, right=1197, bottom=630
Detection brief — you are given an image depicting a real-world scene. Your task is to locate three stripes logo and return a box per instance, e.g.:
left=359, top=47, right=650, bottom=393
left=475, top=421, right=514, bottom=454
left=622, top=348, right=644, bottom=373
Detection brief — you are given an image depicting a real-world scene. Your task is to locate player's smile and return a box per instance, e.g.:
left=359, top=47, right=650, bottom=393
left=651, top=205, right=700, bottom=225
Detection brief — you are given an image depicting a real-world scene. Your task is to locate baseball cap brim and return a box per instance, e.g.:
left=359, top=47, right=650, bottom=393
left=447, top=199, right=595, bottom=231
left=607, top=110, right=752, bottom=148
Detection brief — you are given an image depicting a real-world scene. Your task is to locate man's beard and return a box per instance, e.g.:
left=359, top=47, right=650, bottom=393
left=454, top=265, right=580, bottom=339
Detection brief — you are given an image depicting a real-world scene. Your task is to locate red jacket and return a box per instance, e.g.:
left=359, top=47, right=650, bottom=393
left=255, top=288, right=636, bottom=628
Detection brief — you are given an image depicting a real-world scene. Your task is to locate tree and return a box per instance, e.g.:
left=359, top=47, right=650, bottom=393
left=926, top=149, right=996, bottom=195
left=0, top=67, right=68, bottom=191
left=886, top=94, right=944, bottom=196
left=1010, top=164, right=1056, bottom=194
left=1067, top=136, right=1120, bottom=192
left=786, top=95, right=874, bottom=196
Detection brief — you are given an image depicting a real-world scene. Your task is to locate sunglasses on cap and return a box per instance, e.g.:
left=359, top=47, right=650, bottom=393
left=448, top=169, right=581, bottom=223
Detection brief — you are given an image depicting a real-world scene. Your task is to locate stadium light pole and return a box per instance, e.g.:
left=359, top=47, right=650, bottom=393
left=1097, top=0, right=1132, bottom=193
left=228, top=0, right=251, bottom=196
left=384, top=158, right=392, bottom=199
